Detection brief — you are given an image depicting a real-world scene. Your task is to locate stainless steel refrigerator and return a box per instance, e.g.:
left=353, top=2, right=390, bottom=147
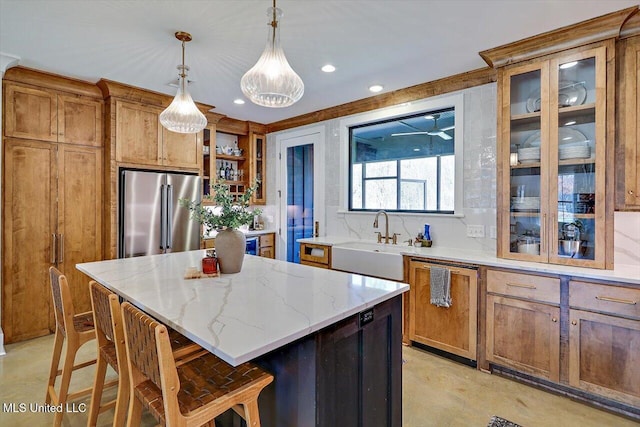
left=118, top=169, right=201, bottom=258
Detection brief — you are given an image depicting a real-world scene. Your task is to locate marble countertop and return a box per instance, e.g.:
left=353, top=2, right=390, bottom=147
left=203, top=229, right=275, bottom=239
left=298, top=236, right=640, bottom=285
left=77, top=251, right=408, bottom=366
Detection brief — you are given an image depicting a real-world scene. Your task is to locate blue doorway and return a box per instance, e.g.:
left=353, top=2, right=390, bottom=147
left=286, top=144, right=314, bottom=263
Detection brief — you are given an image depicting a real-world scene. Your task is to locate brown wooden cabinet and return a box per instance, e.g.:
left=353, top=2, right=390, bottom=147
left=408, top=259, right=478, bottom=360
left=618, top=35, right=640, bottom=209
left=114, top=99, right=201, bottom=169
left=569, top=280, right=640, bottom=407
left=57, top=94, right=103, bottom=146
left=2, top=139, right=102, bottom=343
left=4, top=83, right=58, bottom=141
left=495, top=42, right=614, bottom=269
left=250, top=132, right=267, bottom=204
left=4, top=82, right=102, bottom=147
left=485, top=270, right=560, bottom=382
left=259, top=233, right=275, bottom=259
left=2, top=69, right=104, bottom=343
left=300, top=243, right=331, bottom=269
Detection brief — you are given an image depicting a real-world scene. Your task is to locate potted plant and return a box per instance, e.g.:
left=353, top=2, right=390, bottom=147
left=180, top=180, right=261, bottom=273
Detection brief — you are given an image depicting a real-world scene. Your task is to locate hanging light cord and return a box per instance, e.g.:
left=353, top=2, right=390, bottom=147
left=271, top=0, right=277, bottom=43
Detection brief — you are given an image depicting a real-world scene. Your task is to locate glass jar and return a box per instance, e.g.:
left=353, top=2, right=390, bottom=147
left=202, top=249, right=218, bottom=274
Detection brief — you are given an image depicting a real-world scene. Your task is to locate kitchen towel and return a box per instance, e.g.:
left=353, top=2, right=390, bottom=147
left=430, top=267, right=452, bottom=308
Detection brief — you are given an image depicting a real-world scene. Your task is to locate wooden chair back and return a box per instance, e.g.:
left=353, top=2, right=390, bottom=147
left=49, top=266, right=76, bottom=335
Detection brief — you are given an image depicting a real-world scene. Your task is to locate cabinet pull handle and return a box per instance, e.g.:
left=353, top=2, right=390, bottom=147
left=595, top=296, right=637, bottom=305
left=51, top=233, right=57, bottom=264
left=506, top=282, right=536, bottom=289
left=58, top=234, right=64, bottom=263
left=571, top=320, right=577, bottom=326
left=551, top=317, right=558, bottom=323
left=420, top=266, right=459, bottom=274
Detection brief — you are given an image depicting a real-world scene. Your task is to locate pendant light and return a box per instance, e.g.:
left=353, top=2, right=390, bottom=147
left=240, top=0, right=304, bottom=108
left=160, top=31, right=207, bottom=134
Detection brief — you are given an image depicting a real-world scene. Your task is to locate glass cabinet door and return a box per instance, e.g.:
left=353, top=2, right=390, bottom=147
left=502, top=63, right=550, bottom=262
left=549, top=47, right=606, bottom=267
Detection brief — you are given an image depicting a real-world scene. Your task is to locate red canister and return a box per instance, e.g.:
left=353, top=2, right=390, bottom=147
left=202, top=250, right=218, bottom=274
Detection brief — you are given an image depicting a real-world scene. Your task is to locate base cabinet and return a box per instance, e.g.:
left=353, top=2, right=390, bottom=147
left=300, top=243, right=331, bottom=269
left=485, top=269, right=561, bottom=382
left=409, top=260, right=477, bottom=360
left=215, top=295, right=403, bottom=427
left=259, top=233, right=275, bottom=259
left=486, top=295, right=560, bottom=382
left=568, top=280, right=640, bottom=407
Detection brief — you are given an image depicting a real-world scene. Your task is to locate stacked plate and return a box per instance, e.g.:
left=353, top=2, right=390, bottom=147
left=517, top=147, right=541, bottom=163
left=511, top=196, right=540, bottom=211
left=559, top=144, right=590, bottom=160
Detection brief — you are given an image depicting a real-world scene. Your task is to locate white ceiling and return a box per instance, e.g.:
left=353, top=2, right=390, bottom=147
left=1, top=0, right=638, bottom=124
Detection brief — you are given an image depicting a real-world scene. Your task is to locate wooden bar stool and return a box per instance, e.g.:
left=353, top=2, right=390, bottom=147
left=121, top=301, right=274, bottom=427
left=87, top=281, right=209, bottom=427
left=45, top=267, right=97, bottom=427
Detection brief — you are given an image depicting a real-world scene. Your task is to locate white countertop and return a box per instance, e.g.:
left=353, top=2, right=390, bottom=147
left=77, top=251, right=408, bottom=366
left=203, top=229, right=275, bottom=240
left=298, top=236, right=640, bottom=285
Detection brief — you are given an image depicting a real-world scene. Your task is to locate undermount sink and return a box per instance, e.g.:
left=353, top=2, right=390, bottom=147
left=331, top=241, right=404, bottom=281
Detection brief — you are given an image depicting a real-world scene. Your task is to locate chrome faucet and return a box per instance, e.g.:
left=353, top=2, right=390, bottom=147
left=373, top=210, right=390, bottom=244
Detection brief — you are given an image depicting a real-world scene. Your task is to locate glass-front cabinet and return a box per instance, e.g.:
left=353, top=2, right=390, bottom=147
left=498, top=45, right=612, bottom=268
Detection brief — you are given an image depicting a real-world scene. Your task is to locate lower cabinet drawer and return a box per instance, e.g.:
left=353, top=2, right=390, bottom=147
left=487, top=269, right=560, bottom=305
left=569, top=280, right=640, bottom=319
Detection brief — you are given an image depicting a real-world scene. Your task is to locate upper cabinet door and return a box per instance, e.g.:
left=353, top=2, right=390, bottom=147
left=161, top=127, right=202, bottom=169
left=548, top=47, right=607, bottom=267
left=115, top=100, right=162, bottom=165
left=57, top=95, right=103, bottom=147
left=4, top=83, right=57, bottom=142
left=499, top=61, right=550, bottom=263
left=498, top=42, right=613, bottom=269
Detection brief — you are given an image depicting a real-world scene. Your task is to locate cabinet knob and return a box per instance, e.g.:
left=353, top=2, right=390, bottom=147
left=629, top=190, right=635, bottom=195
left=551, top=317, right=557, bottom=323
left=571, top=320, right=577, bottom=326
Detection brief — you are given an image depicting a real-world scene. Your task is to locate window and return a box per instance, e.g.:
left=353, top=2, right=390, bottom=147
left=349, top=107, right=457, bottom=213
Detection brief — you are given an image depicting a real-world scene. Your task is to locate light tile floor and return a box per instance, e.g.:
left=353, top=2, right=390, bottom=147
left=0, top=334, right=637, bottom=426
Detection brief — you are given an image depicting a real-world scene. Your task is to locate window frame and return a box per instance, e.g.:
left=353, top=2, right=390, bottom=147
left=340, top=94, right=464, bottom=215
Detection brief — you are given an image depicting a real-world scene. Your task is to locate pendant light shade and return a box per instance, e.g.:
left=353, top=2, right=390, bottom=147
left=240, top=2, right=304, bottom=108
left=160, top=32, right=207, bottom=134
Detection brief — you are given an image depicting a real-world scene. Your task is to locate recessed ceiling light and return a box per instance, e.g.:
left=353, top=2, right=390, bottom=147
left=321, top=64, right=336, bottom=73
left=369, top=84, right=383, bottom=93
left=233, top=99, right=245, bottom=105
left=560, top=61, right=578, bottom=69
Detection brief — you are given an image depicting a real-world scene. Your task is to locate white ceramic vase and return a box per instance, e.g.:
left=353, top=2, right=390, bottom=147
left=215, top=228, right=246, bottom=273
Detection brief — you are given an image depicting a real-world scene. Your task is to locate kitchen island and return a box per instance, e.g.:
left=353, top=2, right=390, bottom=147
left=77, top=251, right=408, bottom=427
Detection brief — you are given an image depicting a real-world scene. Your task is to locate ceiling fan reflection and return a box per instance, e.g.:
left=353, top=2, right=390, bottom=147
left=391, top=113, right=454, bottom=140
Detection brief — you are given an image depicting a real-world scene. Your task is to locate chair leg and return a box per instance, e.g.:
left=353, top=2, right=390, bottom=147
left=113, top=369, right=129, bottom=427
left=87, top=354, right=108, bottom=427
left=243, top=400, right=261, bottom=427
left=126, top=395, right=143, bottom=427
left=45, top=329, right=64, bottom=404
left=53, top=342, right=79, bottom=427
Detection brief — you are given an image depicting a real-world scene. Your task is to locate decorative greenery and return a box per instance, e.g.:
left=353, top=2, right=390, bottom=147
left=180, top=180, right=262, bottom=234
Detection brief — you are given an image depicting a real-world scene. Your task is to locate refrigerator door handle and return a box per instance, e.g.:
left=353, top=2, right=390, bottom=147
left=166, top=185, right=174, bottom=249
left=160, top=184, right=167, bottom=250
